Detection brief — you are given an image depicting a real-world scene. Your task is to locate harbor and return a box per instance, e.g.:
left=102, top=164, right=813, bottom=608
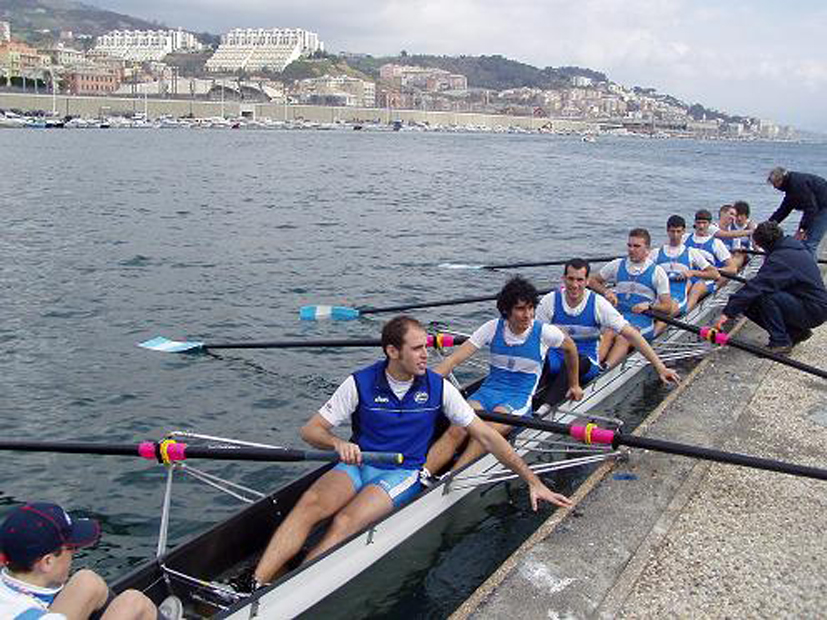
left=455, top=261, right=827, bottom=618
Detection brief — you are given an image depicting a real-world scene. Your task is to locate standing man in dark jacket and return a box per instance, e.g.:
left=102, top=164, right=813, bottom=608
left=767, top=167, right=827, bottom=257
left=713, top=221, right=827, bottom=354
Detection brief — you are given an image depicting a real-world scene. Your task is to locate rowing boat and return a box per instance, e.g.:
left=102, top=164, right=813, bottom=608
left=111, top=260, right=760, bottom=618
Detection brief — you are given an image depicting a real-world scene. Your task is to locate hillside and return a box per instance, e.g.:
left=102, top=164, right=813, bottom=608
left=345, top=53, right=608, bottom=91
left=0, top=0, right=164, bottom=44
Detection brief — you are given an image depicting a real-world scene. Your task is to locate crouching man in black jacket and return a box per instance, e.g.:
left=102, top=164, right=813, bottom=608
left=713, top=221, right=827, bottom=354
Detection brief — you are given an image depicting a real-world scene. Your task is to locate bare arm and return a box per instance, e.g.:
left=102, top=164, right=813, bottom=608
left=300, top=413, right=361, bottom=464
left=560, top=336, right=583, bottom=401
left=619, top=324, right=680, bottom=385
left=688, top=265, right=719, bottom=281
left=714, top=228, right=752, bottom=239
left=465, top=417, right=573, bottom=509
left=588, top=274, right=618, bottom=306
left=433, top=340, right=479, bottom=376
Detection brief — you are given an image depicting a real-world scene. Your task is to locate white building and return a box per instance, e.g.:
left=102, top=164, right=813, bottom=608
left=94, top=28, right=203, bottom=61
left=0, top=21, right=10, bottom=42
left=205, top=28, right=323, bottom=73
left=297, top=74, right=375, bottom=107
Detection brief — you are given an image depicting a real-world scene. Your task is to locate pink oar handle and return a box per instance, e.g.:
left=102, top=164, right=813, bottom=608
left=699, top=326, right=730, bottom=345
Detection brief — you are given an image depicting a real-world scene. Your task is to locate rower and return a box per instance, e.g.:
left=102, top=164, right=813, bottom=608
left=651, top=215, right=719, bottom=316
left=536, top=258, right=680, bottom=404
left=729, top=200, right=757, bottom=270
left=0, top=502, right=182, bottom=620
left=421, top=276, right=582, bottom=477
left=589, top=228, right=674, bottom=368
left=709, top=204, right=752, bottom=251
left=252, top=315, right=573, bottom=588
left=685, top=209, right=736, bottom=296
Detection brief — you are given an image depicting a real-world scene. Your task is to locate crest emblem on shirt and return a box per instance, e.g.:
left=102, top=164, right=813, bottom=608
left=414, top=391, right=429, bottom=404
left=508, top=358, right=515, bottom=370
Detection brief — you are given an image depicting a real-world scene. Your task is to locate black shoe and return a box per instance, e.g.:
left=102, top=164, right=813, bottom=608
left=766, top=343, right=793, bottom=355
left=791, top=329, right=813, bottom=345
left=228, top=569, right=265, bottom=596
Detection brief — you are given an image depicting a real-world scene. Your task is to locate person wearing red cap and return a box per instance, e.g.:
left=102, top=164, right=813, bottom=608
left=0, top=502, right=182, bottom=620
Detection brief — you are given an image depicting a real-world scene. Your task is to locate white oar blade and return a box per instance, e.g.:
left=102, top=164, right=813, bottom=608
left=438, top=263, right=484, bottom=270
left=299, top=306, right=361, bottom=321
left=138, top=336, right=205, bottom=353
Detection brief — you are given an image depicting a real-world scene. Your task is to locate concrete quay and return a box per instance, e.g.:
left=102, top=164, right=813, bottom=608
left=453, top=299, right=827, bottom=617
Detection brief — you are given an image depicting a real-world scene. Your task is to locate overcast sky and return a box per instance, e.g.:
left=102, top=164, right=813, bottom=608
left=98, top=0, right=827, bottom=132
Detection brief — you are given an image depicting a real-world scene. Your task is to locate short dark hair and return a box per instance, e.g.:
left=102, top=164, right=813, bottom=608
left=733, top=200, right=750, bottom=217
left=628, top=228, right=651, bottom=247
left=719, top=204, right=734, bottom=216
left=381, top=315, right=423, bottom=357
left=666, top=215, right=686, bottom=229
left=564, top=258, right=591, bottom=278
left=5, top=547, right=66, bottom=574
left=694, top=209, right=713, bottom=222
left=496, top=276, right=538, bottom=318
left=753, top=221, right=784, bottom=251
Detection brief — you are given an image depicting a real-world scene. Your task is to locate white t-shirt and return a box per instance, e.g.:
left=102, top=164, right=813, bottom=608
left=468, top=318, right=565, bottom=351
left=598, top=258, right=671, bottom=297
left=0, top=569, right=65, bottom=619
left=536, top=289, right=628, bottom=334
left=651, top=244, right=712, bottom=271
left=319, top=372, right=476, bottom=428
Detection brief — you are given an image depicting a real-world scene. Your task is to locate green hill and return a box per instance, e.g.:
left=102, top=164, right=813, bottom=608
left=0, top=0, right=164, bottom=44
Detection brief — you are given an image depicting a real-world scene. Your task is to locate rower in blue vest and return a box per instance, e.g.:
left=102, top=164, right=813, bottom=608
left=252, top=315, right=573, bottom=588
left=589, top=228, right=675, bottom=368
left=421, top=276, right=582, bottom=478
left=651, top=215, right=719, bottom=318
left=536, top=258, right=680, bottom=404
left=684, top=209, right=736, bottom=301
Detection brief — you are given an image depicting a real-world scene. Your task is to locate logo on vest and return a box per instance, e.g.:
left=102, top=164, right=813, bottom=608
left=507, top=357, right=515, bottom=370
left=414, top=391, right=429, bottom=404
left=374, top=396, right=389, bottom=403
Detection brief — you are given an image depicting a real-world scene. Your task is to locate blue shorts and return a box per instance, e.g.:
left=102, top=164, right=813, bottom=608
left=675, top=297, right=689, bottom=316
left=469, top=385, right=532, bottom=417
left=333, top=463, right=421, bottom=508
left=692, top=278, right=716, bottom=295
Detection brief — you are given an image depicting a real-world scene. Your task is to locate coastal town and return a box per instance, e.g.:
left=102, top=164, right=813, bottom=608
left=0, top=19, right=796, bottom=139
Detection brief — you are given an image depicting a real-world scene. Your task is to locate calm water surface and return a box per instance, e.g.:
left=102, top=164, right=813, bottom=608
left=1, top=128, right=825, bottom=617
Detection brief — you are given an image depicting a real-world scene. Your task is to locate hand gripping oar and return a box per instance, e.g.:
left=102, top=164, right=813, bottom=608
left=300, top=288, right=554, bottom=321
left=439, top=256, right=622, bottom=271
left=477, top=411, right=827, bottom=481
left=138, top=333, right=468, bottom=353
left=0, top=439, right=403, bottom=466
left=739, top=248, right=827, bottom=265
left=644, top=311, right=827, bottom=380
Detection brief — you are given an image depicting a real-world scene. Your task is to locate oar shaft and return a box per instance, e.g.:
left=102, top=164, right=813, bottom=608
left=358, top=289, right=553, bottom=315
left=0, top=441, right=403, bottom=465
left=482, top=256, right=621, bottom=270
left=616, top=434, right=827, bottom=481
left=205, top=339, right=384, bottom=349
left=649, top=312, right=827, bottom=380
left=741, top=248, right=827, bottom=265
left=718, top=271, right=748, bottom=284
left=477, top=411, right=827, bottom=481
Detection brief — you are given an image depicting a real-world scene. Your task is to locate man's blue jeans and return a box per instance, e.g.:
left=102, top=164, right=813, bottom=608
left=802, top=208, right=827, bottom=257
left=744, top=291, right=814, bottom=346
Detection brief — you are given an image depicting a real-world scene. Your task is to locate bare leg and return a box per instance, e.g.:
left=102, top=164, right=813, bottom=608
left=685, top=281, right=709, bottom=313
left=254, top=470, right=356, bottom=584
left=451, top=406, right=512, bottom=471
left=304, top=484, right=394, bottom=562
left=51, top=571, right=156, bottom=620
left=598, top=329, right=615, bottom=363
left=603, top=334, right=632, bottom=368
left=654, top=299, right=681, bottom=335
left=422, top=398, right=483, bottom=474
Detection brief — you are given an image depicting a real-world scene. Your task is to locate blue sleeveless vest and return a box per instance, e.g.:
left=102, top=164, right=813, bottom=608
left=615, top=259, right=657, bottom=336
left=483, top=319, right=544, bottom=401
left=655, top=246, right=692, bottom=304
left=686, top=234, right=724, bottom=267
left=551, top=290, right=601, bottom=361
left=352, top=361, right=444, bottom=469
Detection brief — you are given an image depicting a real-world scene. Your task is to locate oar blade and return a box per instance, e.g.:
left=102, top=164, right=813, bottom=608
left=138, top=336, right=205, bottom=353
left=299, top=305, right=361, bottom=321
left=438, top=263, right=484, bottom=270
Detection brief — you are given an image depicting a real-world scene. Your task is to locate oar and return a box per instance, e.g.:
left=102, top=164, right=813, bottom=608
left=439, top=256, right=622, bottom=271
left=717, top=271, right=748, bottom=284
left=138, top=333, right=467, bottom=353
left=300, top=288, right=554, bottom=321
left=0, top=440, right=403, bottom=466
left=477, top=411, right=827, bottom=481
left=644, top=311, right=827, bottom=380
left=739, top=248, right=827, bottom=265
